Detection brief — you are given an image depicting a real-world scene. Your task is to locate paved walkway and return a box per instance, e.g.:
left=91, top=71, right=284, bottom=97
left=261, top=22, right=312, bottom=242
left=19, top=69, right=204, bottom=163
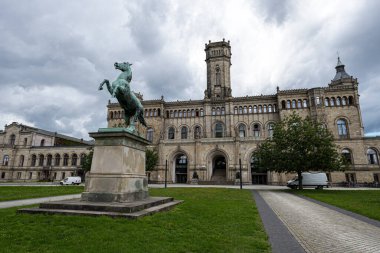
left=0, top=194, right=81, bottom=209
left=258, top=191, right=380, bottom=253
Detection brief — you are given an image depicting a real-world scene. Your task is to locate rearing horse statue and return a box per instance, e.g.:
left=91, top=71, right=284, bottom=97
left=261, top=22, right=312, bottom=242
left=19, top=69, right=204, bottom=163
left=99, top=62, right=147, bottom=133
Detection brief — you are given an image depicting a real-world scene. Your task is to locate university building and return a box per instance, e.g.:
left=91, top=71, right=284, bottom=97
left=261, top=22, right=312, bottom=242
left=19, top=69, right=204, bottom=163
left=0, top=122, right=92, bottom=182
left=108, top=39, right=380, bottom=185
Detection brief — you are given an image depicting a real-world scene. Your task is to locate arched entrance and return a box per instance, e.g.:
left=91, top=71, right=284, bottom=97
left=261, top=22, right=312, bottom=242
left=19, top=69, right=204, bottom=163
left=175, top=154, right=188, bottom=183
left=251, top=155, right=267, bottom=184
left=211, top=155, right=226, bottom=181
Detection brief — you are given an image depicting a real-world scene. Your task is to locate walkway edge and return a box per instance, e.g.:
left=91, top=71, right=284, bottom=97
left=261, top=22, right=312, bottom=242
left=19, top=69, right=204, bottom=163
left=0, top=194, right=82, bottom=209
left=253, top=190, right=306, bottom=253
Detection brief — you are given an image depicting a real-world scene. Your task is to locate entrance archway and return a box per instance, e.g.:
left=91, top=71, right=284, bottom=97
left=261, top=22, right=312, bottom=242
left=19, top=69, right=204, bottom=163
left=211, top=155, right=226, bottom=181
left=251, top=155, right=267, bottom=184
left=175, top=154, right=188, bottom=183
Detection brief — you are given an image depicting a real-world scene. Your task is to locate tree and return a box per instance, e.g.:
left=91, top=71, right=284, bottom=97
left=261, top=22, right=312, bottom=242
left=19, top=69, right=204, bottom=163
left=82, top=148, right=94, bottom=173
left=146, top=148, right=159, bottom=172
left=253, top=112, right=345, bottom=189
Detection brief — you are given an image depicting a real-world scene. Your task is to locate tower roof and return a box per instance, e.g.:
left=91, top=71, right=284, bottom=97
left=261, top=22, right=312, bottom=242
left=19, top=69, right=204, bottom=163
left=333, top=57, right=351, bottom=81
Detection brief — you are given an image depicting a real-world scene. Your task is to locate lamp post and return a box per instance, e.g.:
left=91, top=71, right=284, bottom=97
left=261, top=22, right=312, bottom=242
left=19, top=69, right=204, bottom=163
left=165, top=159, right=168, bottom=189
left=239, top=158, right=242, bottom=189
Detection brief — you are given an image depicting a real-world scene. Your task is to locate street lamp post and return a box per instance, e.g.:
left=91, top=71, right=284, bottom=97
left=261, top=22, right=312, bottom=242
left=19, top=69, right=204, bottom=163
left=165, top=159, right=168, bottom=188
left=239, top=158, right=243, bottom=190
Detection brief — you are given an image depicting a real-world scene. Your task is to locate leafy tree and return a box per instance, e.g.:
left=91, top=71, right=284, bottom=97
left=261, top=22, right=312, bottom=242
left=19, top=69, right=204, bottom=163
left=146, top=148, right=159, bottom=172
left=82, top=148, right=94, bottom=173
left=253, top=112, right=345, bottom=189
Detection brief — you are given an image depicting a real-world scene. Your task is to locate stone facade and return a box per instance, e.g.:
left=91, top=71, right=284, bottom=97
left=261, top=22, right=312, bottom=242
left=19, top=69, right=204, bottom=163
left=108, top=40, right=380, bottom=186
left=0, top=122, right=92, bottom=182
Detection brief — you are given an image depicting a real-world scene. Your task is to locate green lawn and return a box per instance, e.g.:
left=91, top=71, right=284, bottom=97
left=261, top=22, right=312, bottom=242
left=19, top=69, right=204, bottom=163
left=0, top=186, right=84, bottom=201
left=292, top=190, right=380, bottom=221
left=0, top=188, right=270, bottom=253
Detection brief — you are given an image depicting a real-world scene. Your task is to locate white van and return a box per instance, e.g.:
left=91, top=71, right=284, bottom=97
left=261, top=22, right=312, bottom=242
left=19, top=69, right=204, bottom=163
left=60, top=177, right=82, bottom=185
left=287, top=172, right=328, bottom=189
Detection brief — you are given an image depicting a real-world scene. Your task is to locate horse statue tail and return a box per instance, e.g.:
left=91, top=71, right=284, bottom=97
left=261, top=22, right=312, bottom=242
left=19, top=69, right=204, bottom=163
left=138, top=110, right=147, bottom=127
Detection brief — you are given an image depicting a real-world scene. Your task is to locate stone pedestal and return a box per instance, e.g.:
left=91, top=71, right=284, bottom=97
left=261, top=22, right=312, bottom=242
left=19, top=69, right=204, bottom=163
left=81, top=129, right=150, bottom=202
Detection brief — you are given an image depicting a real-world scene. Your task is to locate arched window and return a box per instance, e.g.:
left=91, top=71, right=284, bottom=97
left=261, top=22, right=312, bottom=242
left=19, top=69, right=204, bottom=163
left=243, top=106, right=247, bottom=114
left=258, top=105, right=262, bottom=113
left=183, top=110, right=187, bottom=118
left=145, top=110, right=148, bottom=117
left=239, top=106, right=243, bottom=114
left=292, top=100, right=296, bottom=108
left=216, top=107, right=221, bottom=115
left=324, top=98, right=329, bottom=107
left=38, top=155, right=45, bottom=166
left=3, top=155, right=9, bottom=166
left=215, top=123, right=223, bottom=138
left=367, top=148, right=379, bottom=165
left=157, top=109, right=161, bottom=117
left=196, top=109, right=199, bottom=117
left=253, top=105, right=257, bottom=113
left=55, top=154, right=61, bottom=166
left=342, top=149, right=352, bottom=164
left=31, top=154, right=37, bottom=167
left=181, top=127, right=188, bottom=139
left=238, top=124, right=246, bottom=138
left=146, top=128, right=153, bottom=142
left=168, top=127, right=175, bottom=139
left=110, top=111, right=113, bottom=119
left=336, top=97, right=341, bottom=106
left=200, top=109, right=204, bottom=116
left=40, top=139, right=45, bottom=147
left=191, top=109, right=195, bottom=117
left=268, top=105, right=272, bottom=112
left=63, top=154, right=69, bottom=166
left=268, top=123, right=274, bottom=138
left=286, top=100, right=291, bottom=109
left=174, top=110, right=178, bottom=118
left=19, top=155, right=24, bottom=167
left=248, top=106, right=252, bottom=113
left=273, top=104, right=277, bottom=112
left=297, top=100, right=302, bottom=108
left=149, top=109, right=153, bottom=117
left=342, top=97, right=347, bottom=106
left=179, top=110, right=182, bottom=117
left=45, top=154, right=51, bottom=166
left=348, top=96, right=354, bottom=105
left=9, top=134, right=16, bottom=146
left=281, top=101, right=286, bottom=109
left=253, top=124, right=261, bottom=137
left=221, top=107, right=225, bottom=115
left=234, top=107, right=238, bottom=114
left=330, top=97, right=335, bottom=106
left=337, top=119, right=348, bottom=137
left=263, top=105, right=267, bottom=113
left=194, top=126, right=201, bottom=139
left=170, top=111, right=173, bottom=118
left=80, top=154, right=86, bottom=166
left=303, top=99, right=308, bottom=108
left=72, top=154, right=78, bottom=166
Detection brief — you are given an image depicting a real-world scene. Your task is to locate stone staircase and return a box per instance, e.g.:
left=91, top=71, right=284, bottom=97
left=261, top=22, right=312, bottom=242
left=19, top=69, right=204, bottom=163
left=198, top=169, right=234, bottom=185
left=18, top=197, right=183, bottom=219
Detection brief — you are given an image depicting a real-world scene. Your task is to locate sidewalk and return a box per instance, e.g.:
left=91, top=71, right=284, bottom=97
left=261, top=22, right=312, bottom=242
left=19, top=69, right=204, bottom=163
left=0, top=194, right=81, bottom=209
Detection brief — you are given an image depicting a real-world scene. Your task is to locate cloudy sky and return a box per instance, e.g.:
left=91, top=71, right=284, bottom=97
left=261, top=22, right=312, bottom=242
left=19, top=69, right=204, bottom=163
left=1, top=0, right=380, bottom=139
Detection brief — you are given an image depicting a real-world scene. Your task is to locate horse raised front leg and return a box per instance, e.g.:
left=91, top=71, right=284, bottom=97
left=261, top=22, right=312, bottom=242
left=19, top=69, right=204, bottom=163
left=98, top=79, right=109, bottom=90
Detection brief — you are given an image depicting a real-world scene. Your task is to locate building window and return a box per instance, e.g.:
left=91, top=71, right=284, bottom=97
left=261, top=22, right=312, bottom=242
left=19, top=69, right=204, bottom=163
left=286, top=100, right=291, bottom=109
left=345, top=173, right=356, bottom=183
left=336, top=97, right=341, bottom=106
left=342, top=97, right=347, bottom=106
left=258, top=105, right=262, bottom=113
left=200, top=109, right=204, bottom=116
left=170, top=111, right=173, bottom=118
left=181, top=127, right=188, bottom=139
left=38, top=154, right=44, bottom=166
left=55, top=154, right=61, bottom=166
left=1, top=172, right=5, bottom=179
left=303, top=99, right=308, bottom=108
left=147, top=128, right=154, bottom=142
left=194, top=126, right=201, bottom=139
left=315, top=97, right=321, bottom=105
left=234, top=107, right=238, bottom=114
left=24, top=138, right=27, bottom=147
left=297, top=100, right=302, bottom=108
left=179, top=110, right=182, bottom=117
left=215, top=123, right=223, bottom=138
left=63, top=154, right=69, bottom=166
left=191, top=109, right=195, bottom=117
left=62, top=172, right=66, bottom=180
left=243, top=106, right=247, bottom=114
left=268, top=123, right=274, bottom=138
left=268, top=105, right=272, bottom=112
left=174, top=110, right=178, bottom=117
left=47, top=154, right=52, bottom=166
left=330, top=97, right=335, bottom=106
left=9, top=134, right=16, bottom=146
left=348, top=96, right=354, bottom=105
left=253, top=105, right=257, bottom=113
left=374, top=174, right=380, bottom=183
left=168, top=127, right=175, bottom=140
left=19, top=155, right=24, bottom=167
left=40, top=139, right=45, bottom=146
left=183, top=110, right=187, bottom=118
left=72, top=154, right=78, bottom=166
left=367, top=148, right=379, bottom=165
left=238, top=124, right=246, bottom=138
left=154, top=109, right=157, bottom=117
left=341, top=149, right=352, bottom=164
left=239, top=107, right=243, bottom=114
left=29, top=172, right=32, bottom=179
left=31, top=155, right=37, bottom=167
left=281, top=101, right=286, bottom=109
left=157, top=108, right=161, bottom=117
left=248, top=106, right=252, bottom=113
left=337, top=119, right=348, bottom=138
left=17, top=172, right=21, bottom=179
left=263, top=105, right=267, bottom=113
left=324, top=98, right=329, bottom=107
left=292, top=100, right=296, bottom=108
left=2, top=155, right=9, bottom=166
left=221, top=107, right=225, bottom=115
left=253, top=124, right=261, bottom=137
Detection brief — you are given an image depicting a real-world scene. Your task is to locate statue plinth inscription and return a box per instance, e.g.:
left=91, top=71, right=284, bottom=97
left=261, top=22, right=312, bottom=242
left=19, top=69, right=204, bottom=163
left=81, top=130, right=150, bottom=202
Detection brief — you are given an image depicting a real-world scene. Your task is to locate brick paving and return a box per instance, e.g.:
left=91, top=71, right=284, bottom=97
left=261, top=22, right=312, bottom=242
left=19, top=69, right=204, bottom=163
left=258, top=191, right=380, bottom=253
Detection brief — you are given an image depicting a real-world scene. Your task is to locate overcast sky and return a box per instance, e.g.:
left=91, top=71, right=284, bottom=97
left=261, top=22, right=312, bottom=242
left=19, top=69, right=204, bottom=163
left=1, top=0, right=380, bottom=139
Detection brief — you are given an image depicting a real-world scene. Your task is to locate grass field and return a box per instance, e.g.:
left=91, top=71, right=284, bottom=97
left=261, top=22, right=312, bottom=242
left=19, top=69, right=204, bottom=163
left=292, top=190, right=380, bottom=221
left=0, top=186, right=84, bottom=201
left=0, top=188, right=270, bottom=253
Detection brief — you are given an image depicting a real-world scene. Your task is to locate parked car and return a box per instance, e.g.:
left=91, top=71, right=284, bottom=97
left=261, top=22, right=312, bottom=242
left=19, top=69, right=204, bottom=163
left=287, top=172, right=328, bottom=189
left=60, top=177, right=82, bottom=185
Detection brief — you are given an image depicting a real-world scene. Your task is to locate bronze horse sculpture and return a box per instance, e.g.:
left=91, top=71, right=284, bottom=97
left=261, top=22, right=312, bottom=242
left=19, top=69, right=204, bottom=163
left=99, top=62, right=147, bottom=132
